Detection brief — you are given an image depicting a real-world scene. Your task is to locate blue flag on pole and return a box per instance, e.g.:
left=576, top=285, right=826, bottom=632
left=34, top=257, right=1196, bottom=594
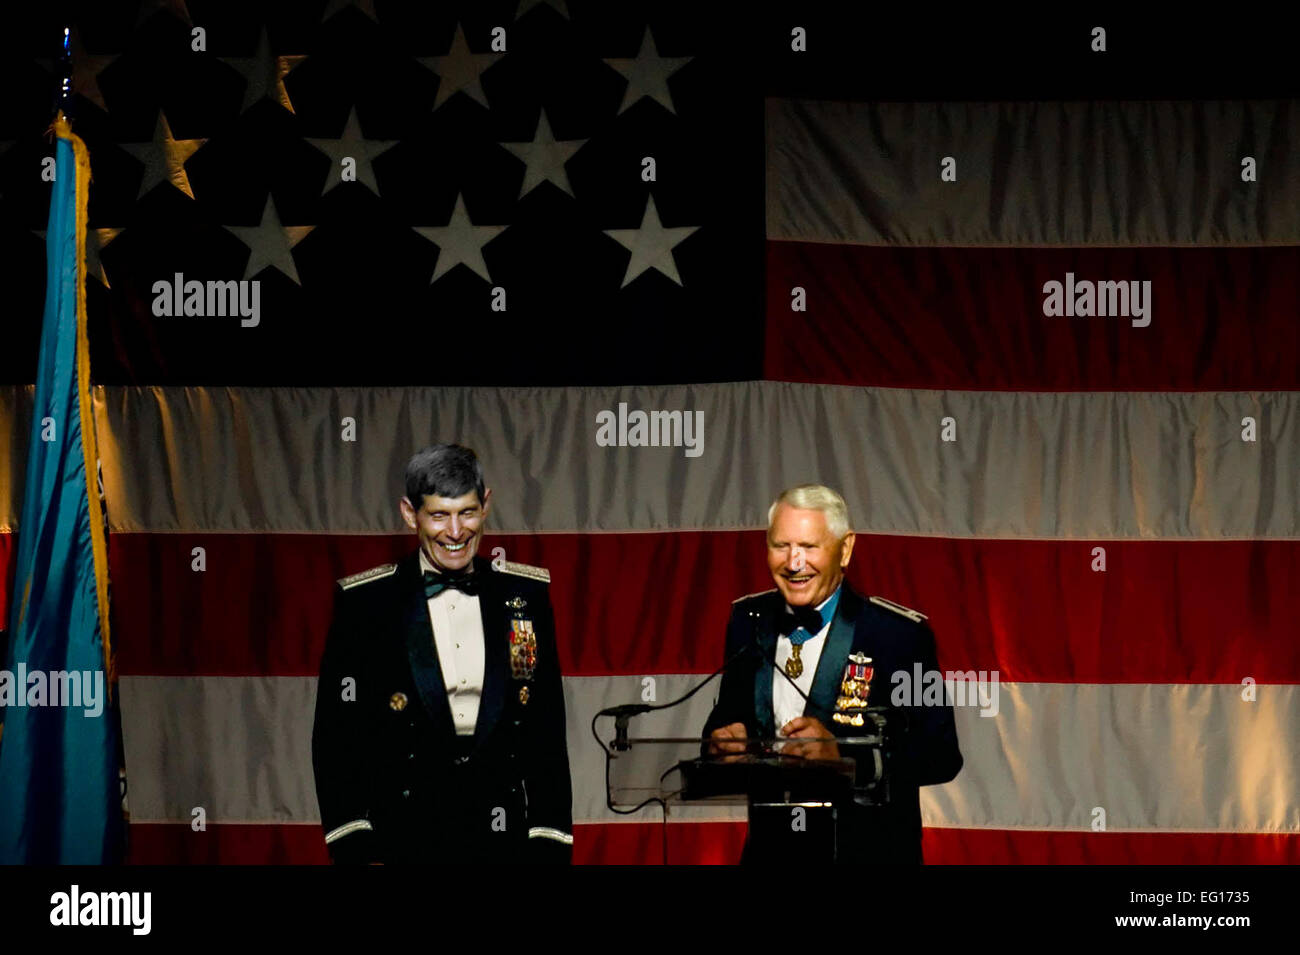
left=0, top=115, right=123, bottom=864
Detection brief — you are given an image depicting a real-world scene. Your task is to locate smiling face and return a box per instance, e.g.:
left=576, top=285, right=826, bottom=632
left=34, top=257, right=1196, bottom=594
left=766, top=503, right=855, bottom=607
left=400, top=488, right=492, bottom=573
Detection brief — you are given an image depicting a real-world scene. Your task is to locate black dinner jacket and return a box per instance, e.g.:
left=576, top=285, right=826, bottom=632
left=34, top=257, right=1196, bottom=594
left=312, top=549, right=572, bottom=863
left=703, top=582, right=964, bottom=864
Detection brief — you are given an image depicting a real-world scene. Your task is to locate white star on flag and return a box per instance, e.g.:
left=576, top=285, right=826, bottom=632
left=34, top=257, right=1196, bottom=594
left=604, top=194, right=698, bottom=288
left=224, top=196, right=316, bottom=284
left=499, top=109, right=586, bottom=198
left=87, top=228, right=125, bottom=287
left=121, top=111, right=206, bottom=199
left=69, top=25, right=119, bottom=113
left=603, top=26, right=692, bottom=115
left=306, top=107, right=397, bottom=196
left=412, top=193, right=508, bottom=283
left=220, top=27, right=308, bottom=115
left=418, top=23, right=502, bottom=111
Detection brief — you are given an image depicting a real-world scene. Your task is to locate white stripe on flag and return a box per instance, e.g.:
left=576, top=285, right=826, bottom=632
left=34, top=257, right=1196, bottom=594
left=59, top=384, right=1300, bottom=538
left=118, top=675, right=1300, bottom=834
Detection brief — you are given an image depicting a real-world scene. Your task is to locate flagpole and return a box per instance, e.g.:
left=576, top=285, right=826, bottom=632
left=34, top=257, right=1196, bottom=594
left=57, top=25, right=73, bottom=123
left=46, top=23, right=116, bottom=695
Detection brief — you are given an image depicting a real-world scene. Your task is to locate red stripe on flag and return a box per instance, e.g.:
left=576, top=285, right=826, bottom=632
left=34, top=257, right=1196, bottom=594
left=106, top=531, right=770, bottom=677
left=123, top=821, right=747, bottom=865
left=126, top=822, right=330, bottom=865
left=923, top=827, right=1300, bottom=865
left=0, top=531, right=13, bottom=627
left=572, top=821, right=748, bottom=865
left=108, top=532, right=1300, bottom=683
left=123, top=821, right=1299, bottom=864
left=764, top=243, right=1300, bottom=390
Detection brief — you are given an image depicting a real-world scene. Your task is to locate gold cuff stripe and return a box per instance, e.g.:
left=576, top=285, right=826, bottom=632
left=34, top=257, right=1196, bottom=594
left=324, top=819, right=373, bottom=843
left=527, top=826, right=573, bottom=845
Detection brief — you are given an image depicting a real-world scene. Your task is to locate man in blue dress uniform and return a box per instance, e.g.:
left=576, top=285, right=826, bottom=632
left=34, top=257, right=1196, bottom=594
left=705, top=484, right=963, bottom=864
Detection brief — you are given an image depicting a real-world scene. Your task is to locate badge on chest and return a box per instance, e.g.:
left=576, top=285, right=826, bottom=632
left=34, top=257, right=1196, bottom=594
left=832, top=652, right=874, bottom=726
left=507, top=598, right=537, bottom=704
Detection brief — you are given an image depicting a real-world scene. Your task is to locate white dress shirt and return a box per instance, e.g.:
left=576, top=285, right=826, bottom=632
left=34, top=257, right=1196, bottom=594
left=772, top=590, right=839, bottom=733
left=419, top=549, right=485, bottom=736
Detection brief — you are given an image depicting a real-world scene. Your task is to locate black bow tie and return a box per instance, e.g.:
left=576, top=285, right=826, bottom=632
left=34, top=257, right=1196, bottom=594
left=777, top=606, right=823, bottom=639
left=423, top=569, right=480, bottom=598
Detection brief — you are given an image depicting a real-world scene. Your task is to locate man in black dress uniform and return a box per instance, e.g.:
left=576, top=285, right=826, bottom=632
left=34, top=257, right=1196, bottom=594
left=312, top=444, right=572, bottom=864
left=704, top=484, right=963, bottom=864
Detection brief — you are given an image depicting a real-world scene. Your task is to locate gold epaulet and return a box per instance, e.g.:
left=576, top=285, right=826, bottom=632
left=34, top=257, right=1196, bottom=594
left=499, top=560, right=550, bottom=583
left=732, top=588, right=778, bottom=604
left=338, top=563, right=398, bottom=590
left=869, top=595, right=927, bottom=623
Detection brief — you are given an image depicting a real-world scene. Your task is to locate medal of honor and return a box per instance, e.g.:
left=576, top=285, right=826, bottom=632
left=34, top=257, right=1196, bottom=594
left=784, top=645, right=804, bottom=679
left=832, top=652, right=874, bottom=726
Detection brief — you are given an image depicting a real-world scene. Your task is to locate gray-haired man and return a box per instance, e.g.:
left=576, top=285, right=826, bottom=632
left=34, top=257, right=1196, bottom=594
left=704, top=484, right=963, bottom=864
left=312, top=444, right=573, bottom=864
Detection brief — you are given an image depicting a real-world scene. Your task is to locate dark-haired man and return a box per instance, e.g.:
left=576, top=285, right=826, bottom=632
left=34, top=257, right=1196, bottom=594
left=312, top=444, right=573, bottom=864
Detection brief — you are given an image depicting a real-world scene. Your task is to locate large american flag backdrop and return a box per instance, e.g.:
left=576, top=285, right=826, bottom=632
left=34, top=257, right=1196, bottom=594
left=1, top=3, right=1297, bottom=864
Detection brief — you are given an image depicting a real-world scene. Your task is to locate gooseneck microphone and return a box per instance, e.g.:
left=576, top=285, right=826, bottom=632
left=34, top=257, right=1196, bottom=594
left=593, top=602, right=812, bottom=753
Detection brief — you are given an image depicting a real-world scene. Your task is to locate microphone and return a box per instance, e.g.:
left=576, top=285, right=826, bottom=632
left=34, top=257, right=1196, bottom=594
left=593, top=611, right=769, bottom=750
left=593, top=600, right=823, bottom=755
left=605, top=703, right=653, bottom=752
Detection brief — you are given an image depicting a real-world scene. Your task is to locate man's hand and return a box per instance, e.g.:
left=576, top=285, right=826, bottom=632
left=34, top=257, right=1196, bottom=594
left=708, top=722, right=749, bottom=762
left=778, top=716, right=840, bottom=760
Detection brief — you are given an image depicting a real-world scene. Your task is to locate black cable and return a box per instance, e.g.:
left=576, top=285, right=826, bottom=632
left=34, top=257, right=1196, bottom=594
left=661, top=805, right=668, bottom=865
left=593, top=714, right=667, bottom=815
left=588, top=634, right=760, bottom=824
left=590, top=609, right=827, bottom=798
left=591, top=606, right=806, bottom=745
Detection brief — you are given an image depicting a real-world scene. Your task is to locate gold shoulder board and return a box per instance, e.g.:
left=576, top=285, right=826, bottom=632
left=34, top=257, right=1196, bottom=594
left=500, top=560, right=550, bottom=583
left=732, top=588, right=778, bottom=604
left=338, top=563, right=398, bottom=590
left=869, top=595, right=927, bottom=623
